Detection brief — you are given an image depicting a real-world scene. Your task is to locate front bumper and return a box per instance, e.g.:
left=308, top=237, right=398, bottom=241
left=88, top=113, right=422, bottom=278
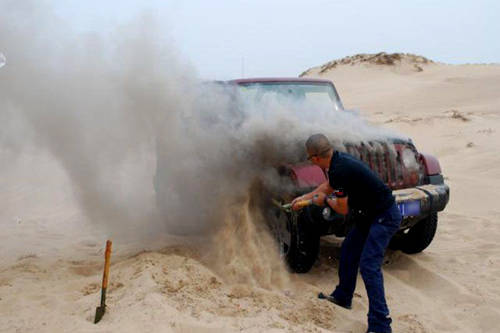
left=297, top=182, right=450, bottom=236
left=394, top=183, right=450, bottom=218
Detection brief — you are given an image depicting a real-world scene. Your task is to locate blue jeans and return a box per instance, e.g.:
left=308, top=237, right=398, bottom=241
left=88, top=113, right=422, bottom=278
left=332, top=203, right=402, bottom=333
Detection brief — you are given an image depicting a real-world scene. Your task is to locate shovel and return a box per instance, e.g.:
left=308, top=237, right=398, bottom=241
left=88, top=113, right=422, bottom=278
left=94, top=240, right=112, bottom=324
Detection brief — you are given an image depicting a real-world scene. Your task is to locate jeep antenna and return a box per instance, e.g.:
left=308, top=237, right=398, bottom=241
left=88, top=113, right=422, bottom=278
left=241, top=56, right=245, bottom=77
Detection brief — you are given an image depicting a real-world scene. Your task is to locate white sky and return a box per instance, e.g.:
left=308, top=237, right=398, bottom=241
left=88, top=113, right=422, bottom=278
left=52, top=0, right=500, bottom=80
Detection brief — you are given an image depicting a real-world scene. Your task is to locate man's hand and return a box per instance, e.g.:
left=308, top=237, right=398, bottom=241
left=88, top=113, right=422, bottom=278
left=291, top=195, right=314, bottom=211
left=312, top=192, right=327, bottom=206
left=291, top=196, right=306, bottom=211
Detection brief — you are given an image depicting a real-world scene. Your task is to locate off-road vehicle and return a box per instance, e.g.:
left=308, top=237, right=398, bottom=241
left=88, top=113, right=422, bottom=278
left=228, top=78, right=450, bottom=273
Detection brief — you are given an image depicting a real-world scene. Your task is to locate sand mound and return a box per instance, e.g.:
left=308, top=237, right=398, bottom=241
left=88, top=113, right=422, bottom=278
left=0, top=245, right=347, bottom=332
left=300, top=52, right=434, bottom=77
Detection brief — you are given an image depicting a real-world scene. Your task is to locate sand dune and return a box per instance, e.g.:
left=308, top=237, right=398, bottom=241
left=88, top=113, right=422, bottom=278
left=2, top=54, right=500, bottom=332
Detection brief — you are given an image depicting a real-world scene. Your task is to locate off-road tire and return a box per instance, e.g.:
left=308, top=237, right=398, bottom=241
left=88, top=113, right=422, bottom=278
left=285, top=210, right=320, bottom=273
left=392, top=213, right=438, bottom=254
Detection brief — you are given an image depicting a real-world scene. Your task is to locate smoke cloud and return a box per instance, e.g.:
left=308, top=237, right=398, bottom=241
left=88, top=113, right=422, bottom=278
left=0, top=1, right=404, bottom=283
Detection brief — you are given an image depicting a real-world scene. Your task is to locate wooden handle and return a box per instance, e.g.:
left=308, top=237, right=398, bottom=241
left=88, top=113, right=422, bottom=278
left=102, top=240, right=112, bottom=289
left=295, top=199, right=312, bottom=208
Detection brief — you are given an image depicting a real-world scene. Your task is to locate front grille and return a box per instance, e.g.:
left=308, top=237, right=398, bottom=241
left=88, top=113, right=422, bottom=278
left=343, top=141, right=425, bottom=190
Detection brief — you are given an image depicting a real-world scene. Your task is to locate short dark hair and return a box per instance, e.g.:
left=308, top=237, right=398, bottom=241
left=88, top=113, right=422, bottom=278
left=305, top=133, right=332, bottom=158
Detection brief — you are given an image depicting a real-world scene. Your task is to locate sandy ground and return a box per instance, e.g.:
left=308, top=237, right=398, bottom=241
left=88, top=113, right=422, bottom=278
left=2, top=55, right=500, bottom=332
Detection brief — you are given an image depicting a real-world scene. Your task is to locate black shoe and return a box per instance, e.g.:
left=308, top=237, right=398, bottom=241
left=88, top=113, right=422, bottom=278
left=317, top=292, right=352, bottom=309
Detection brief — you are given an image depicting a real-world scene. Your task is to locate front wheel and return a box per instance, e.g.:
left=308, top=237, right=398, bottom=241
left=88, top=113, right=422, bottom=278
left=270, top=207, right=320, bottom=273
left=390, top=213, right=438, bottom=254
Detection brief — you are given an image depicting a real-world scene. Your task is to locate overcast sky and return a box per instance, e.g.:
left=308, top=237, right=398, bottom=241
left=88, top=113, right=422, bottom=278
left=51, top=0, right=500, bottom=80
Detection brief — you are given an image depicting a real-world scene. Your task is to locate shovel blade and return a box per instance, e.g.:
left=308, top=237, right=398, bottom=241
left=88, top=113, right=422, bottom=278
left=94, top=306, right=106, bottom=324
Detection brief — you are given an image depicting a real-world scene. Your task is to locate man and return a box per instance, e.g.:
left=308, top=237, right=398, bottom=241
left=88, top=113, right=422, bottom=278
left=291, top=134, right=402, bottom=333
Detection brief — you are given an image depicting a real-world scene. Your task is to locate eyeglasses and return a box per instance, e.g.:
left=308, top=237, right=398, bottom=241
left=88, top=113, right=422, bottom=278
left=307, top=148, right=331, bottom=161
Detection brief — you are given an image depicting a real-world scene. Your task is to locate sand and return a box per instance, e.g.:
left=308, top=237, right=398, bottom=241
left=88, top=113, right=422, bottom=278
left=2, top=54, right=500, bottom=332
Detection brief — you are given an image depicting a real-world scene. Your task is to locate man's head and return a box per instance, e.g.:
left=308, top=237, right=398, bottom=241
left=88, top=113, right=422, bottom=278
left=305, top=133, right=333, bottom=169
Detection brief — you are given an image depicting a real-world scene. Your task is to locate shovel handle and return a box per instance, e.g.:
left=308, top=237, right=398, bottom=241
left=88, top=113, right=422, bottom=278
left=293, top=199, right=313, bottom=209
left=280, top=199, right=312, bottom=211
left=102, top=240, right=112, bottom=289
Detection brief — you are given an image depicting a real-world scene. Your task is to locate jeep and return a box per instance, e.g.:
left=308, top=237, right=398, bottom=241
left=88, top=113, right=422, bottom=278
left=228, top=77, right=450, bottom=273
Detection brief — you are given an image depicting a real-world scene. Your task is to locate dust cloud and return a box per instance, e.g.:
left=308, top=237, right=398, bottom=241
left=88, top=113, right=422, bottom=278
left=0, top=2, right=403, bottom=284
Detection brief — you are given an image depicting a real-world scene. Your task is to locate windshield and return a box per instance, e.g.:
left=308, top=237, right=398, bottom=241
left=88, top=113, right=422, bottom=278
left=236, top=82, right=344, bottom=112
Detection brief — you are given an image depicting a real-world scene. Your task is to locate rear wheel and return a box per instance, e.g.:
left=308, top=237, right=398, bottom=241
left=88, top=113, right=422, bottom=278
left=390, top=213, right=438, bottom=254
